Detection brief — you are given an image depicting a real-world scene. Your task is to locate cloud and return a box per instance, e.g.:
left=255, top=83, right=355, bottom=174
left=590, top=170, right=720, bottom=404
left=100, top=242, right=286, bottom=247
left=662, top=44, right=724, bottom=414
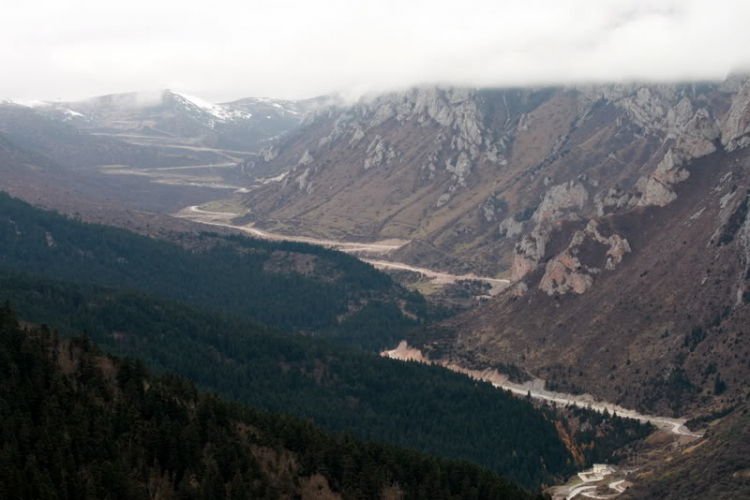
left=1, top=0, right=749, bottom=102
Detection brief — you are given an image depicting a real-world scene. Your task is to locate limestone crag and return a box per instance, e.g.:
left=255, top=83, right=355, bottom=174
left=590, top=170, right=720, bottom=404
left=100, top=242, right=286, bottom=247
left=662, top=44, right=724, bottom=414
left=533, top=181, right=589, bottom=224
left=633, top=102, right=721, bottom=207
left=498, top=217, right=523, bottom=238
left=511, top=180, right=589, bottom=281
left=363, top=136, right=398, bottom=170
left=539, top=250, right=594, bottom=296
left=511, top=229, right=548, bottom=282
left=298, top=150, right=314, bottom=166
left=720, top=75, right=750, bottom=151
left=537, top=220, right=630, bottom=296
left=594, top=187, right=632, bottom=216
left=285, top=86, right=489, bottom=192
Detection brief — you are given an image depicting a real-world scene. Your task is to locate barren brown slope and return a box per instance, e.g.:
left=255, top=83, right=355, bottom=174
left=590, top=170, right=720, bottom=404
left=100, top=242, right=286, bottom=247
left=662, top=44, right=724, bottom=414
left=622, top=404, right=750, bottom=500
left=408, top=144, right=750, bottom=417
left=238, top=78, right=749, bottom=276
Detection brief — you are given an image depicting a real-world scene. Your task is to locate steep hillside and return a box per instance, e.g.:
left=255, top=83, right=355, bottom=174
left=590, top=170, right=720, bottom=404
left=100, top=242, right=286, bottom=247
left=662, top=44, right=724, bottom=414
left=46, top=90, right=323, bottom=154
left=407, top=132, right=750, bottom=417
left=238, top=76, right=750, bottom=277
left=623, top=405, right=750, bottom=500
left=0, top=192, right=427, bottom=348
left=0, top=102, right=208, bottom=169
left=0, top=305, right=546, bottom=500
left=0, top=271, right=590, bottom=489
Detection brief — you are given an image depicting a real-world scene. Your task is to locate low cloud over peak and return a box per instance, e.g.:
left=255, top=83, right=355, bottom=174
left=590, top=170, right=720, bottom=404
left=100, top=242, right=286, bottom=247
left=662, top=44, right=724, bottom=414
left=2, top=0, right=749, bottom=102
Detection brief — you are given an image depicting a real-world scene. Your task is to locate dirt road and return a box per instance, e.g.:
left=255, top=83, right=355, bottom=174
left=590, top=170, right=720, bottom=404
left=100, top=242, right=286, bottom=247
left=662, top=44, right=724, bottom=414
left=382, top=341, right=703, bottom=438
left=180, top=205, right=509, bottom=292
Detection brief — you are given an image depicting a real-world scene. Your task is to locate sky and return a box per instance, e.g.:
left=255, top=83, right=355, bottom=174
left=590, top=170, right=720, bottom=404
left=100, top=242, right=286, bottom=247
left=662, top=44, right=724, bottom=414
left=2, top=0, right=750, bottom=103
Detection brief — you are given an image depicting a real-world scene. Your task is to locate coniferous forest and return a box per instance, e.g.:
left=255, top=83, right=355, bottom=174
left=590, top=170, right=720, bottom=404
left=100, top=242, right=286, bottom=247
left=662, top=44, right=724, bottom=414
left=0, top=305, right=548, bottom=500
left=0, top=270, right=576, bottom=489
left=0, top=191, right=428, bottom=350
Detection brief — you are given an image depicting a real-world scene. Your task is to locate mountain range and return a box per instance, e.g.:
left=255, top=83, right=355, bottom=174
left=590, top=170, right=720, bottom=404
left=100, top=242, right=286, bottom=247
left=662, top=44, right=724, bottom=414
left=1, top=89, right=326, bottom=156
left=2, top=74, right=750, bottom=499
left=237, top=77, right=750, bottom=276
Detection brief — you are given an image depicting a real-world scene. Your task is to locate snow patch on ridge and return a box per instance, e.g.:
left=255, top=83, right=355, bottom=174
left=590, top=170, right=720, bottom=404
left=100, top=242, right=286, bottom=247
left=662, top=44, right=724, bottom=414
left=171, top=91, right=252, bottom=122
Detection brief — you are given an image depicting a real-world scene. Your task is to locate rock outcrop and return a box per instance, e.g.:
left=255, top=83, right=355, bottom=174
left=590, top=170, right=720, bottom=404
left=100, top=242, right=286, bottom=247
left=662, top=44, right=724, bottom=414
left=363, top=135, right=397, bottom=170
left=720, top=75, right=750, bottom=151
left=511, top=181, right=589, bottom=281
left=538, top=220, right=630, bottom=296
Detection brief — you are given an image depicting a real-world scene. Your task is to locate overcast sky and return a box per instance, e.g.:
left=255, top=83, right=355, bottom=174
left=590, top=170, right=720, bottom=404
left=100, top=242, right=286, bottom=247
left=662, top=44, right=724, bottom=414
left=2, top=0, right=749, bottom=103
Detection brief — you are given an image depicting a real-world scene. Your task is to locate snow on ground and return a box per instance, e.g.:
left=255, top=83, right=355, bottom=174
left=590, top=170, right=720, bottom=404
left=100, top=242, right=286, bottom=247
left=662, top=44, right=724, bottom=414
left=0, top=98, right=50, bottom=107
left=172, top=91, right=252, bottom=122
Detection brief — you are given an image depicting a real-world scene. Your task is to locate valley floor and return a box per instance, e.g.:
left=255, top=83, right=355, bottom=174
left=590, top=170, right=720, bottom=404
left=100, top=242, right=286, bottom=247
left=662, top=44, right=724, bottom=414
left=178, top=203, right=511, bottom=296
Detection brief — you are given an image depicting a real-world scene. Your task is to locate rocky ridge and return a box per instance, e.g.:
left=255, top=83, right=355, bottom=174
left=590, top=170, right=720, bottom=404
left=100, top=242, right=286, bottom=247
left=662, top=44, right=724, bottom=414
left=240, top=76, right=750, bottom=282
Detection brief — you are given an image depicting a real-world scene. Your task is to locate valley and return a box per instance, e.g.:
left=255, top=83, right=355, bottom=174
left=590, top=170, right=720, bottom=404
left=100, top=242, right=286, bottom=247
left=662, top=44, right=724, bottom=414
left=1, top=75, right=749, bottom=500
left=179, top=203, right=511, bottom=296
left=98, top=162, right=248, bottom=191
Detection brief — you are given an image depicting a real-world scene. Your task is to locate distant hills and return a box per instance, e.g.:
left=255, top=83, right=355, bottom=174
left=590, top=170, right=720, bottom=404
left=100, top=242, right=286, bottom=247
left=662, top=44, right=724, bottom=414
left=1, top=89, right=327, bottom=158
left=0, top=90, right=329, bottom=212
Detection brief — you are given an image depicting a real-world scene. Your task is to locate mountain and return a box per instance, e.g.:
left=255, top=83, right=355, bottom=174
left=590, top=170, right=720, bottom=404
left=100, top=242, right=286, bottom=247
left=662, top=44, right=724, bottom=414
left=227, top=75, right=750, bottom=416
left=0, top=91, right=327, bottom=210
left=237, top=76, right=750, bottom=278
left=12, top=90, right=326, bottom=156
left=341, top=81, right=749, bottom=418
left=0, top=100, right=211, bottom=169
left=0, top=305, right=547, bottom=500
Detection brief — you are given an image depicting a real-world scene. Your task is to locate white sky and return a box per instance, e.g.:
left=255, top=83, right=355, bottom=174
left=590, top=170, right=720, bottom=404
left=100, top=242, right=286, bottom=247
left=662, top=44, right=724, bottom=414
left=2, top=0, right=749, bottom=103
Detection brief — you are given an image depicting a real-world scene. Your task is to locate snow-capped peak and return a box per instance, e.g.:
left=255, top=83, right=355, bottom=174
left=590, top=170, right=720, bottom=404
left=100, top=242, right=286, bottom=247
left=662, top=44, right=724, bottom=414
left=0, top=98, right=50, bottom=108
left=169, top=90, right=252, bottom=122
left=0, top=98, right=87, bottom=121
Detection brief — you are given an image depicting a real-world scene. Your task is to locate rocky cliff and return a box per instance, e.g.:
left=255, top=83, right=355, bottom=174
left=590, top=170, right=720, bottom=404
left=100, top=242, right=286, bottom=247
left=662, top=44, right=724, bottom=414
left=240, top=76, right=750, bottom=279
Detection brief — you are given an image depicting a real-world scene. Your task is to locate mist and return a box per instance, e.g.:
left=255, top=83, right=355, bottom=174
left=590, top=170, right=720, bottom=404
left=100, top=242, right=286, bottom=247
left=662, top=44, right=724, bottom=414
left=2, top=0, right=749, bottom=103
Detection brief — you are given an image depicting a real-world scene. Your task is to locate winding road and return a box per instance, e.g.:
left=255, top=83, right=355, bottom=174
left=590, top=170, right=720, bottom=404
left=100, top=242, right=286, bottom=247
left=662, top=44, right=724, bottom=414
left=383, top=341, right=703, bottom=438
left=182, top=205, right=700, bottom=438
left=180, top=205, right=510, bottom=293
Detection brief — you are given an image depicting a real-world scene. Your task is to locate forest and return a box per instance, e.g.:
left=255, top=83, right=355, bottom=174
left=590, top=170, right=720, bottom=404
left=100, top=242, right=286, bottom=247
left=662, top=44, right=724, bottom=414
left=0, top=270, right=576, bottom=489
left=0, top=192, right=429, bottom=350
left=0, top=304, right=549, bottom=500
